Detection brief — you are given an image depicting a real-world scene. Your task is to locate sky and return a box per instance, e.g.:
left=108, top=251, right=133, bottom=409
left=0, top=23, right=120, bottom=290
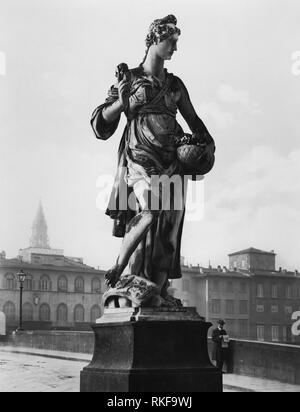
left=0, top=0, right=299, bottom=271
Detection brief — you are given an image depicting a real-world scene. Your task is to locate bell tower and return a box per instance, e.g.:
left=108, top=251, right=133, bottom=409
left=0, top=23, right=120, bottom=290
left=30, top=201, right=50, bottom=249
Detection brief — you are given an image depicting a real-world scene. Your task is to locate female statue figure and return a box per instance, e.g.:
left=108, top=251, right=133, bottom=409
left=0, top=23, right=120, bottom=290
left=91, top=15, right=215, bottom=308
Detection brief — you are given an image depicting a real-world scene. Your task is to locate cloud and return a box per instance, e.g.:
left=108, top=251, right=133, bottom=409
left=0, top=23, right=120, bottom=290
left=182, top=145, right=300, bottom=270
left=197, top=84, right=262, bottom=131
left=212, top=145, right=300, bottom=210
left=217, top=84, right=262, bottom=115
left=198, top=101, right=235, bottom=129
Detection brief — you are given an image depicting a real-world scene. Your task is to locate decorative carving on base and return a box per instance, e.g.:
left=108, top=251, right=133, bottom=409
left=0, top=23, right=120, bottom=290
left=102, top=274, right=184, bottom=309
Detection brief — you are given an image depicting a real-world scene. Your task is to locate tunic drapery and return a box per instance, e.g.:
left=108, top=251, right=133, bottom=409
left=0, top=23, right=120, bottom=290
left=91, top=66, right=214, bottom=280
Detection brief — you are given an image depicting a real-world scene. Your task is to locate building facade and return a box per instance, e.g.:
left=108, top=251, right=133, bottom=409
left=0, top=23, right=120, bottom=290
left=172, top=248, right=300, bottom=343
left=0, top=203, right=105, bottom=332
left=171, top=265, right=251, bottom=339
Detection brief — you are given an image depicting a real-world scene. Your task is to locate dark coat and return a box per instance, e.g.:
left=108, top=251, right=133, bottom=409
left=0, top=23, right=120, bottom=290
left=211, top=327, right=228, bottom=362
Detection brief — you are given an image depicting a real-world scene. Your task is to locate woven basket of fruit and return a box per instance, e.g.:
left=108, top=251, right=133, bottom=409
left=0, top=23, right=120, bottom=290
left=176, top=133, right=215, bottom=176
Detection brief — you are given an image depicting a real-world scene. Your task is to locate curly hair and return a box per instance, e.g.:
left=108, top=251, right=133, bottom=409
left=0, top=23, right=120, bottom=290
left=139, top=14, right=181, bottom=66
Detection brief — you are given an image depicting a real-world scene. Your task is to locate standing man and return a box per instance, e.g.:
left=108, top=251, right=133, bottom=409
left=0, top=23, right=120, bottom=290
left=212, top=319, right=229, bottom=372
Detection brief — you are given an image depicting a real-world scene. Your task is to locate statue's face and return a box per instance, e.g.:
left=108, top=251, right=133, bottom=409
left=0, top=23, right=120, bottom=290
left=155, top=33, right=179, bottom=60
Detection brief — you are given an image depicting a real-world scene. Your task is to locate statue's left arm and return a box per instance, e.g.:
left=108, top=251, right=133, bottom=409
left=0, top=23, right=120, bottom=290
left=176, top=76, right=215, bottom=150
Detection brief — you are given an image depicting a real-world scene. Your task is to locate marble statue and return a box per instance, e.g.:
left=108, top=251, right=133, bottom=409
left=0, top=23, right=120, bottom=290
left=91, top=15, right=215, bottom=309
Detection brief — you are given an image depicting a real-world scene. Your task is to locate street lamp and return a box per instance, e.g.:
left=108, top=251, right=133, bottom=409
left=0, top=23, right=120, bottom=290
left=17, top=270, right=27, bottom=331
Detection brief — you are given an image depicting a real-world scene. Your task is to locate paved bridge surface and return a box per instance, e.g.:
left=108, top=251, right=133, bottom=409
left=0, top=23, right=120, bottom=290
left=0, top=347, right=299, bottom=392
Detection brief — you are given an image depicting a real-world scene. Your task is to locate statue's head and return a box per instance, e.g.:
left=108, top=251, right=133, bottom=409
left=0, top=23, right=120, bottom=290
left=145, top=14, right=181, bottom=61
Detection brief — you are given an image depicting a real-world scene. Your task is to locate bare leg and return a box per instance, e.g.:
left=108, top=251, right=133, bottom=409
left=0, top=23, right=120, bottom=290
left=105, top=210, right=159, bottom=287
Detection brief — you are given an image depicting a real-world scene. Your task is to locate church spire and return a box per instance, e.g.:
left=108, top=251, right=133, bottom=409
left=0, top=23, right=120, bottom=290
left=30, top=201, right=50, bottom=249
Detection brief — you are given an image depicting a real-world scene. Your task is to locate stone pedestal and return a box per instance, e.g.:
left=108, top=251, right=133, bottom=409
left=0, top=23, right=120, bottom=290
left=80, top=308, right=222, bottom=392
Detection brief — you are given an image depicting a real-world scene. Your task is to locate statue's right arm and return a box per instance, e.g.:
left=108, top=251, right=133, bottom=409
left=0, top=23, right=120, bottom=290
left=101, top=100, right=123, bottom=123
left=90, top=83, right=122, bottom=140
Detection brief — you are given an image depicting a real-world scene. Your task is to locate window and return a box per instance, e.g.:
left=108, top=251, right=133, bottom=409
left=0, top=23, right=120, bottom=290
left=182, top=279, right=190, bottom=292
left=226, top=281, right=234, bottom=293
left=39, top=304, right=51, bottom=322
left=5, top=273, right=15, bottom=290
left=282, top=326, right=287, bottom=342
left=239, top=320, right=248, bottom=338
left=271, top=285, right=278, bottom=299
left=239, top=300, right=248, bottom=314
left=40, top=275, right=51, bottom=291
left=257, top=325, right=265, bottom=341
left=23, top=303, right=33, bottom=321
left=240, top=281, right=247, bottom=294
left=3, top=301, right=16, bottom=322
left=256, top=305, right=264, bottom=313
left=212, top=280, right=219, bottom=292
left=91, top=305, right=101, bottom=323
left=257, top=284, right=264, bottom=298
left=24, top=275, right=33, bottom=291
left=225, top=319, right=235, bottom=335
left=226, top=300, right=235, bottom=315
left=271, top=305, right=278, bottom=313
left=74, top=305, right=84, bottom=322
left=74, top=277, right=84, bottom=293
left=57, top=303, right=68, bottom=323
left=211, top=299, right=221, bottom=314
left=271, top=326, right=279, bottom=342
left=285, top=306, right=293, bottom=314
left=91, top=278, right=101, bottom=294
left=286, top=286, right=292, bottom=299
left=57, top=276, right=68, bottom=292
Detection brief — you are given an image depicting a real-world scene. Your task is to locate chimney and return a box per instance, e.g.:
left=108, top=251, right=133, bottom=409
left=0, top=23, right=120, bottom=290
left=223, top=266, right=228, bottom=273
left=0, top=250, right=6, bottom=259
left=295, top=270, right=299, bottom=276
left=217, top=265, right=222, bottom=272
left=279, top=267, right=282, bottom=272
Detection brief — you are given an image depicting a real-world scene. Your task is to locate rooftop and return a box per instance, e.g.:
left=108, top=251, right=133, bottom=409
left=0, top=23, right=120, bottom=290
left=181, top=265, right=300, bottom=279
left=228, top=247, right=276, bottom=256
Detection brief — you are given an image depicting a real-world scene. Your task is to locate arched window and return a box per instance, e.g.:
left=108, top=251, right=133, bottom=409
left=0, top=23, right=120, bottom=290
left=23, top=303, right=33, bottom=321
left=91, top=278, right=101, bottom=294
left=40, top=275, right=51, bottom=291
left=74, top=276, right=84, bottom=293
left=74, top=305, right=85, bottom=322
left=57, top=303, right=68, bottom=323
left=90, top=305, right=101, bottom=323
left=39, top=304, right=51, bottom=322
left=24, top=274, right=33, bottom=291
left=5, top=273, right=15, bottom=290
left=3, top=301, right=16, bottom=322
left=57, top=275, right=68, bottom=292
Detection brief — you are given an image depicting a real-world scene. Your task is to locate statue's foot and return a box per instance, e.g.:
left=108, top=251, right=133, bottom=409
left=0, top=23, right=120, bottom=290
left=146, top=294, right=183, bottom=309
left=105, top=265, right=121, bottom=288
left=161, top=294, right=183, bottom=308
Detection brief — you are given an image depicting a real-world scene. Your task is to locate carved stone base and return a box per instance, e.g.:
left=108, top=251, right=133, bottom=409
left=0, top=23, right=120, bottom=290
left=80, top=309, right=222, bottom=392
left=96, top=306, right=204, bottom=323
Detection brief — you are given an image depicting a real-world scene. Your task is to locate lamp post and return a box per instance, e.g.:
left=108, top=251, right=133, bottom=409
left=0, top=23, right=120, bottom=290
left=17, top=270, right=27, bottom=331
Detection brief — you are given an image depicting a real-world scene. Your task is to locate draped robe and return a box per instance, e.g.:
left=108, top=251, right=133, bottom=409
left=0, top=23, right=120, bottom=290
left=91, top=66, right=214, bottom=280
